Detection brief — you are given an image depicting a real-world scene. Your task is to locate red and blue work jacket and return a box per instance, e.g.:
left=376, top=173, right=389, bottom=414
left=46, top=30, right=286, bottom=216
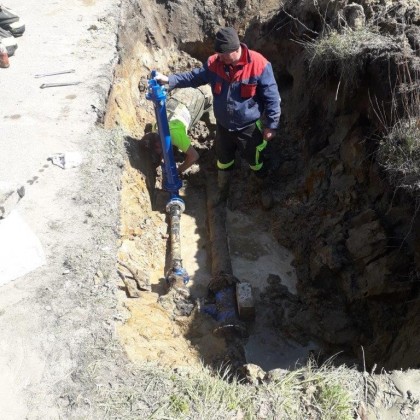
left=168, top=44, right=281, bottom=131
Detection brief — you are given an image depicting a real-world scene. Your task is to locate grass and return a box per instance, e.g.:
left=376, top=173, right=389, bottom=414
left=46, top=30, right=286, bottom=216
left=375, top=65, right=420, bottom=191
left=301, top=26, right=395, bottom=92
left=253, top=357, right=362, bottom=420
left=167, top=365, right=255, bottom=419
left=377, top=118, right=420, bottom=189
left=295, top=4, right=420, bottom=192
left=91, top=357, right=363, bottom=419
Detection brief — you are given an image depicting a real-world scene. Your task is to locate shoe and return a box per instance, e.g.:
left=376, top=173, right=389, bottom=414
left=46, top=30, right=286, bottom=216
left=6, top=19, right=25, bottom=37
left=0, top=28, right=17, bottom=56
left=0, top=6, right=25, bottom=37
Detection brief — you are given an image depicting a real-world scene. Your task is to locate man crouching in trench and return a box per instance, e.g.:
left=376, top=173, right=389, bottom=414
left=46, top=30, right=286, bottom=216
left=145, top=84, right=213, bottom=175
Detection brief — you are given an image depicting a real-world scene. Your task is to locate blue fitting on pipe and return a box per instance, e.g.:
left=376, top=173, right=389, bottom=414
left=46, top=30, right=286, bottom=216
left=174, top=266, right=190, bottom=285
left=166, top=265, right=190, bottom=286
left=201, top=304, right=218, bottom=318
left=209, top=286, right=248, bottom=338
left=214, top=287, right=237, bottom=322
left=146, top=70, right=182, bottom=198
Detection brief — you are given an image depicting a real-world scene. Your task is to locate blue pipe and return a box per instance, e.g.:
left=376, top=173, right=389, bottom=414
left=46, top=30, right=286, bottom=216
left=146, top=70, right=189, bottom=285
left=146, top=70, right=182, bottom=199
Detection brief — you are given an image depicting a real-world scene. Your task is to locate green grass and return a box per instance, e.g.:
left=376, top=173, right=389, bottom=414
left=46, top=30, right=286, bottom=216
left=168, top=365, right=255, bottom=419
left=120, top=358, right=364, bottom=420
left=254, top=358, right=361, bottom=420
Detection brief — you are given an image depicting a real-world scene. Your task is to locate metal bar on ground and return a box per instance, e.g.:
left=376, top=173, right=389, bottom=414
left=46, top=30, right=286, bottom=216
left=40, top=81, right=81, bottom=89
left=34, top=69, right=75, bottom=78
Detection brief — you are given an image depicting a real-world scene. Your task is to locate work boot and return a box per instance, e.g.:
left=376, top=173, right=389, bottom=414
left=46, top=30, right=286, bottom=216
left=250, top=172, right=273, bottom=210
left=211, top=170, right=231, bottom=206
left=260, top=185, right=274, bottom=210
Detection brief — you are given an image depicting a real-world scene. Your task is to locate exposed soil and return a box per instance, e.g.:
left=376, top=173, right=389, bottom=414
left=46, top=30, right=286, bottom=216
left=109, top=0, right=420, bottom=371
left=1, top=0, right=420, bottom=419
left=109, top=0, right=420, bottom=415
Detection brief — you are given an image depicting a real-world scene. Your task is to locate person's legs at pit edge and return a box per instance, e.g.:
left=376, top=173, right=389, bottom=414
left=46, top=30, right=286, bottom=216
left=239, top=121, right=274, bottom=209
left=213, top=123, right=237, bottom=205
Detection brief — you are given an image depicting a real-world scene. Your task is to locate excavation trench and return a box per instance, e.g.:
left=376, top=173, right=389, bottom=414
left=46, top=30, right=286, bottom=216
left=111, top=78, right=314, bottom=371
left=115, top=134, right=310, bottom=370
left=105, top=0, right=420, bottom=373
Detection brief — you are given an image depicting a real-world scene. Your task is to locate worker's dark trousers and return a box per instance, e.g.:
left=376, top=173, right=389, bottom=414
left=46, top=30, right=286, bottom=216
left=215, top=121, right=270, bottom=176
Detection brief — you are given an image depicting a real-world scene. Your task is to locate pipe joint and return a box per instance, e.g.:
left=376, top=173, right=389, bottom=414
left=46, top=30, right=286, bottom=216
left=166, top=197, right=185, bottom=214
left=166, top=262, right=190, bottom=286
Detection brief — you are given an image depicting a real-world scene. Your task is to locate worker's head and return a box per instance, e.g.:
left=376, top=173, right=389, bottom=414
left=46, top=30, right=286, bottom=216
left=214, top=27, right=241, bottom=65
left=149, top=132, right=162, bottom=155
left=142, top=132, right=162, bottom=166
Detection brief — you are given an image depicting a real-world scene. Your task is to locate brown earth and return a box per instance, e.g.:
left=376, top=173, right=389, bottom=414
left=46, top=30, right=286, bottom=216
left=1, top=0, right=420, bottom=418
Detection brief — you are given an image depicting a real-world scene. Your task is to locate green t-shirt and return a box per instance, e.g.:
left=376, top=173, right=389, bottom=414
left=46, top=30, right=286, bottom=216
left=168, top=119, right=190, bottom=153
left=153, top=86, right=212, bottom=153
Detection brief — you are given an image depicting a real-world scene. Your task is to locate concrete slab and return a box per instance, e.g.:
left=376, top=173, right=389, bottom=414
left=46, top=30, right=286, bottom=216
left=0, top=210, right=45, bottom=285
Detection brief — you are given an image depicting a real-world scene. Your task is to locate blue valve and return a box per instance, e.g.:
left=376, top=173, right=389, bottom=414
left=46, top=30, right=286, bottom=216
left=146, top=70, right=182, bottom=200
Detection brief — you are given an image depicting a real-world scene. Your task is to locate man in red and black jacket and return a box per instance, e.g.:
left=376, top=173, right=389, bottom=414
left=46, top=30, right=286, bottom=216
left=155, top=27, right=281, bottom=207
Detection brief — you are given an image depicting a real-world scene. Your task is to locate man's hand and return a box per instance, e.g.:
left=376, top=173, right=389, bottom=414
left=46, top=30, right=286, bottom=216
left=154, top=72, right=169, bottom=85
left=263, top=128, right=276, bottom=141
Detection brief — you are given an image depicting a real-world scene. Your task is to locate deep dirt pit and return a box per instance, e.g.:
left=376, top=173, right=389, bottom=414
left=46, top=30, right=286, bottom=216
left=104, top=0, right=420, bottom=376
left=111, top=86, right=326, bottom=372
left=115, top=140, right=309, bottom=371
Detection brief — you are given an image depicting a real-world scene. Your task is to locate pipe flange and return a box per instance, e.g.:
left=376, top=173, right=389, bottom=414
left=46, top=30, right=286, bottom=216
left=166, top=197, right=185, bottom=213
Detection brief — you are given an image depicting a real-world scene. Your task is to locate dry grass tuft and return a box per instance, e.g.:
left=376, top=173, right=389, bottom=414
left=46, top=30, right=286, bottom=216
left=254, top=356, right=363, bottom=420
left=97, top=357, right=363, bottom=419
left=376, top=64, right=420, bottom=191
left=301, top=26, right=396, bottom=92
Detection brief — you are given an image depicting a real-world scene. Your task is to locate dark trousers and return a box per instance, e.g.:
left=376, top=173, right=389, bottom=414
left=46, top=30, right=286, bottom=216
left=215, top=121, right=269, bottom=176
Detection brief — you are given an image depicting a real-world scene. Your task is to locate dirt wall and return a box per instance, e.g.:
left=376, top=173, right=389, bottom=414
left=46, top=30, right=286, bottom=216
left=109, top=0, right=420, bottom=369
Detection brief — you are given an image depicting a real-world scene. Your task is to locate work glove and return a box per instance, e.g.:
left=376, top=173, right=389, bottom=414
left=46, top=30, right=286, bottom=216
left=154, top=72, right=169, bottom=85
left=263, top=128, right=276, bottom=141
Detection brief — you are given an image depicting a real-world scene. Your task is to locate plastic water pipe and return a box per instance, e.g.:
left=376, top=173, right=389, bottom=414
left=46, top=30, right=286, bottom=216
left=146, top=71, right=189, bottom=285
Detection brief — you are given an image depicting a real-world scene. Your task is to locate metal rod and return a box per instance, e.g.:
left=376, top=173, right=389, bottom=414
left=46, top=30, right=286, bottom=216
left=34, top=69, right=75, bottom=78
left=40, top=82, right=81, bottom=89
